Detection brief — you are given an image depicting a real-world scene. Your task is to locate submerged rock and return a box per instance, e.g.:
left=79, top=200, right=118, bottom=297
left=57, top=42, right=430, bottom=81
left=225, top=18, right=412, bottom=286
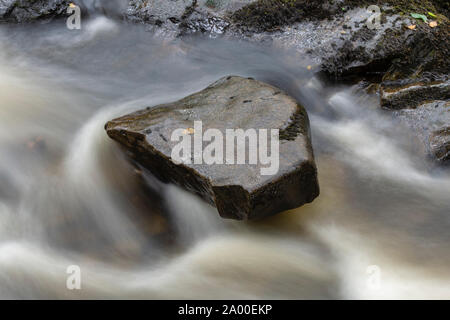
left=105, top=76, right=319, bottom=220
left=430, top=127, right=450, bottom=162
left=380, top=79, right=449, bottom=163
left=395, top=100, right=450, bottom=163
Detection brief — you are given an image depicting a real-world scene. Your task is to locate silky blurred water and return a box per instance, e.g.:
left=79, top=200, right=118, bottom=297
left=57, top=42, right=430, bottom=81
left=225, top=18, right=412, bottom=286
left=0, top=16, right=449, bottom=299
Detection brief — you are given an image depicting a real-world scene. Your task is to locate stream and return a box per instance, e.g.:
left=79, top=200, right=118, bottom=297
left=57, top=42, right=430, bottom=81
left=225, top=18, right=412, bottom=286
left=0, top=14, right=449, bottom=299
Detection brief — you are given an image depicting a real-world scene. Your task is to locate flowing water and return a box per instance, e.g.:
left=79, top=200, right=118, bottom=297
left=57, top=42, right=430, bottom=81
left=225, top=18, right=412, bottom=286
left=0, top=14, right=449, bottom=299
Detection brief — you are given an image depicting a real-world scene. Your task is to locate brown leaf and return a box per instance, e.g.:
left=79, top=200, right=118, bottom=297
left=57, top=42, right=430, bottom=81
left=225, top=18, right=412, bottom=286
left=407, top=25, right=416, bottom=30
left=429, top=21, right=438, bottom=28
left=183, top=128, right=195, bottom=135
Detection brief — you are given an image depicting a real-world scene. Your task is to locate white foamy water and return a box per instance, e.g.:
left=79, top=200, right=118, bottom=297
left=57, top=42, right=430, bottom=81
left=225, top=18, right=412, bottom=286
left=0, top=17, right=449, bottom=299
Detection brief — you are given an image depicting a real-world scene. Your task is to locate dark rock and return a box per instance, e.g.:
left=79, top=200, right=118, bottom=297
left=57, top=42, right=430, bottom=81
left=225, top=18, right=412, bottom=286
left=430, top=127, right=450, bottom=162
left=310, top=4, right=449, bottom=164
left=0, top=0, right=70, bottom=23
left=381, top=80, right=450, bottom=110
left=126, top=0, right=195, bottom=25
left=0, top=0, right=130, bottom=23
left=126, top=0, right=241, bottom=36
left=230, top=0, right=336, bottom=33
left=105, top=76, right=319, bottom=220
left=76, top=0, right=129, bottom=18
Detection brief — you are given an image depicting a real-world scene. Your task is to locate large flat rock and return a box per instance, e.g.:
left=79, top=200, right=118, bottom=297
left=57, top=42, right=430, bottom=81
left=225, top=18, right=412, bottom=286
left=105, top=76, right=319, bottom=220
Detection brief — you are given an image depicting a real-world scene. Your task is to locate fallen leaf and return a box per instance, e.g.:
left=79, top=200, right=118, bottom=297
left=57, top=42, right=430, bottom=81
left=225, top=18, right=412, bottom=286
left=307, top=65, right=312, bottom=70
left=69, top=3, right=76, bottom=7
left=407, top=25, right=416, bottom=30
left=410, top=13, right=428, bottom=23
left=429, top=21, right=438, bottom=28
left=340, top=30, right=347, bottom=34
left=428, top=12, right=437, bottom=18
left=183, top=128, right=195, bottom=135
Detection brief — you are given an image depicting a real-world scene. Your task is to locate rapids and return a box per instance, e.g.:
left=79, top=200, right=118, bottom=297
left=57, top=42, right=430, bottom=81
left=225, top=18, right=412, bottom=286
left=0, top=13, right=449, bottom=299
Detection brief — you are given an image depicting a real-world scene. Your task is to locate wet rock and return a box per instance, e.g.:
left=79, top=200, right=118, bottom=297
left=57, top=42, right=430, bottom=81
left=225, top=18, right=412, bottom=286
left=0, top=0, right=131, bottom=23
left=225, top=1, right=449, bottom=93
left=381, top=81, right=450, bottom=110
left=394, top=100, right=450, bottom=163
left=230, top=0, right=338, bottom=33
left=126, top=0, right=252, bottom=36
left=126, top=0, right=195, bottom=25
left=105, top=76, right=319, bottom=220
left=0, top=0, right=70, bottom=23
left=76, top=0, right=129, bottom=18
left=430, top=127, right=450, bottom=162
left=430, top=127, right=450, bottom=163
left=305, top=3, right=449, bottom=165
left=121, top=0, right=450, bottom=89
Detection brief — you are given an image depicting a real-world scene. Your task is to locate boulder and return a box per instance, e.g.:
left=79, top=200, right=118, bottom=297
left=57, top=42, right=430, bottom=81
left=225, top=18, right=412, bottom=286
left=105, top=76, right=319, bottom=220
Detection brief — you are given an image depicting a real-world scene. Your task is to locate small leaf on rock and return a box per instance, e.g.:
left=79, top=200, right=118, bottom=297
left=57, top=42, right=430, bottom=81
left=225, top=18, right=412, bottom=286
left=428, top=12, right=437, bottom=18
left=429, top=21, right=438, bottom=28
left=407, top=24, right=416, bottom=30
left=183, top=128, right=195, bottom=135
left=410, top=13, right=428, bottom=22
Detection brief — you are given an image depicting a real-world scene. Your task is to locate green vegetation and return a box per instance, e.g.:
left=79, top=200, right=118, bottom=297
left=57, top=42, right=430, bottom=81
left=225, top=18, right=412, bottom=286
left=410, top=13, right=428, bottom=22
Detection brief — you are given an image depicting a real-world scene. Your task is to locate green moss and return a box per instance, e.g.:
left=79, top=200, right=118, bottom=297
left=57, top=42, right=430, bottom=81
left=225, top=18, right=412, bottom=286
left=279, top=104, right=309, bottom=141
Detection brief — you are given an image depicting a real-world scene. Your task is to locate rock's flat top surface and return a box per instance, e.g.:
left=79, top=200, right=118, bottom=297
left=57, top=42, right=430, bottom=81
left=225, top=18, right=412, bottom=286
left=106, top=76, right=319, bottom=220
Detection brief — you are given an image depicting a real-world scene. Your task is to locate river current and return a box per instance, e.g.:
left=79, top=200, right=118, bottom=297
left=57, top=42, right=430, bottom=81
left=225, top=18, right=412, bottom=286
left=0, top=14, right=449, bottom=299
